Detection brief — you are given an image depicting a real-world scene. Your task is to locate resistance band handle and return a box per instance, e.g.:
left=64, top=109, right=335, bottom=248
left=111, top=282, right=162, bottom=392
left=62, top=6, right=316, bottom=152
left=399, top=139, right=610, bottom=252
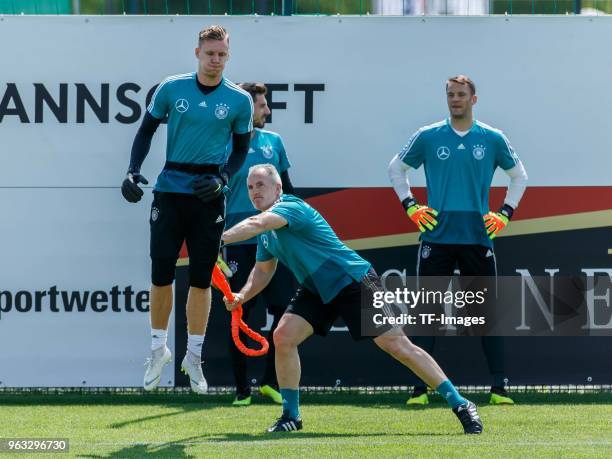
left=211, top=265, right=269, bottom=357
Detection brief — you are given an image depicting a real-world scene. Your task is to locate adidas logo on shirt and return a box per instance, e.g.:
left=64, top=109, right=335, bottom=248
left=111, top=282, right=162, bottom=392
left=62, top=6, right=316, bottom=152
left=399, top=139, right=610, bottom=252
left=457, top=144, right=466, bottom=150
left=198, top=101, right=207, bottom=108
left=215, top=215, right=224, bottom=223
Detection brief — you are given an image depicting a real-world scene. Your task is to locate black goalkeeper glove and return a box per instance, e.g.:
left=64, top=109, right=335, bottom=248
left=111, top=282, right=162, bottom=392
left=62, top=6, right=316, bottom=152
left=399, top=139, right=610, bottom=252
left=121, top=172, right=149, bottom=203
left=193, top=173, right=228, bottom=203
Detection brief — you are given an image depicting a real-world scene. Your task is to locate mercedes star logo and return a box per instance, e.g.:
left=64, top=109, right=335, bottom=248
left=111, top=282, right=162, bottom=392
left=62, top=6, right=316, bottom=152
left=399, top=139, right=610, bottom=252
left=175, top=99, right=189, bottom=113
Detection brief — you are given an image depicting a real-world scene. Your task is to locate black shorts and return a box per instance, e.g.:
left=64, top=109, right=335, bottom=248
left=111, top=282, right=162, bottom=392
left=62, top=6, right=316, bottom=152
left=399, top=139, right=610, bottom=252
left=224, top=243, right=297, bottom=316
left=417, top=242, right=497, bottom=277
left=417, top=241, right=497, bottom=313
left=150, top=191, right=225, bottom=288
left=286, top=269, right=391, bottom=340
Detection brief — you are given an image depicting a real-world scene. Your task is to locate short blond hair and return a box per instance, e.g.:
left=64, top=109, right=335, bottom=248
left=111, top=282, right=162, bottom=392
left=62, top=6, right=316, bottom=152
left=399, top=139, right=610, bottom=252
left=198, top=25, right=228, bottom=45
left=248, top=164, right=281, bottom=186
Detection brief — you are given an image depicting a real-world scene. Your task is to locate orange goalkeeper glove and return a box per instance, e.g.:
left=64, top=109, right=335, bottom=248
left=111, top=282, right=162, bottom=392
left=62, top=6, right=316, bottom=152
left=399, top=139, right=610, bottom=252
left=484, top=204, right=514, bottom=239
left=402, top=198, right=439, bottom=232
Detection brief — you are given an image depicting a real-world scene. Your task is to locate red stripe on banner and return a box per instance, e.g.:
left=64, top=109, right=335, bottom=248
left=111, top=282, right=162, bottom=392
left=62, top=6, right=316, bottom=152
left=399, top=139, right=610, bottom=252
left=176, top=186, right=612, bottom=261
left=495, top=186, right=612, bottom=219
left=306, top=188, right=416, bottom=240
left=306, top=186, right=612, bottom=241
left=179, top=242, right=188, bottom=260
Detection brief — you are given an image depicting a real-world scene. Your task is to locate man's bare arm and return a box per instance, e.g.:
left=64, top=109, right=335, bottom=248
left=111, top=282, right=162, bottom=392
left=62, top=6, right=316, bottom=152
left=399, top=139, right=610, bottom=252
left=222, top=212, right=288, bottom=245
left=223, top=259, right=278, bottom=311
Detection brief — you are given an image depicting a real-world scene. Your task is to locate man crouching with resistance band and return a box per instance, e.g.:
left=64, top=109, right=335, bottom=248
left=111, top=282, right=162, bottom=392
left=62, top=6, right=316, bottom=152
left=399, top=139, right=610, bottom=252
left=220, top=164, right=483, bottom=434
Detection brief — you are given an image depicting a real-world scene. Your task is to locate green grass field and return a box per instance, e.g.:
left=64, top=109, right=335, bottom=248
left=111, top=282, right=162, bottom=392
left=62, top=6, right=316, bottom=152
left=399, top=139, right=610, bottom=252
left=1, top=392, right=611, bottom=458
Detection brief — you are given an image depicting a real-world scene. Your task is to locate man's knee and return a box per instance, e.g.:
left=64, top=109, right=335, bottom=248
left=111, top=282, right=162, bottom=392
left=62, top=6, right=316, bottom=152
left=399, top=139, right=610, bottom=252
left=273, top=325, right=290, bottom=349
left=273, top=323, right=300, bottom=349
left=151, top=258, right=176, bottom=286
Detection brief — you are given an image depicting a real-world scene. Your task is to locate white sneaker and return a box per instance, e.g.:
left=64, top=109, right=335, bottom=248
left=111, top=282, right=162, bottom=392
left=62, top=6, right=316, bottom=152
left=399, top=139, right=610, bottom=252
left=181, top=352, right=208, bottom=394
left=143, top=345, right=171, bottom=391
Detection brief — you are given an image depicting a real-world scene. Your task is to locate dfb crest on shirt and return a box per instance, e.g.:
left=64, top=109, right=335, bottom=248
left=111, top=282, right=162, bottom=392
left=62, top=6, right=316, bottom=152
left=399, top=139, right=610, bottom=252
left=421, top=245, right=431, bottom=259
left=472, top=144, right=486, bottom=160
left=215, top=103, right=230, bottom=120
left=436, top=146, right=451, bottom=160
left=151, top=207, right=160, bottom=222
left=261, top=145, right=274, bottom=159
left=261, top=234, right=269, bottom=249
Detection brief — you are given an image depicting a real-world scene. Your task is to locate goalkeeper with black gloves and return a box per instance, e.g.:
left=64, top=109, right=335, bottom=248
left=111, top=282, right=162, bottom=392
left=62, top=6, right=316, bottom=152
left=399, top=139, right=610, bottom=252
left=120, top=25, right=253, bottom=395
left=388, top=75, right=528, bottom=406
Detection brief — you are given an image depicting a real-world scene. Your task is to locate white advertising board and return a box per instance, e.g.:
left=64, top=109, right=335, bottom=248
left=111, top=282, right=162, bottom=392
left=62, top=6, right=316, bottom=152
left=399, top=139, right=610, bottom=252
left=0, top=15, right=610, bottom=386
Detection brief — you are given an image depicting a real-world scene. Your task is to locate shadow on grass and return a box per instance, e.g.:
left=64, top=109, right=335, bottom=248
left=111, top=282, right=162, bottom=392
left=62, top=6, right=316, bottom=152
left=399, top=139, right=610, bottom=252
left=109, top=404, right=211, bottom=429
left=77, top=431, right=459, bottom=457
left=30, top=390, right=608, bottom=439
left=106, top=396, right=439, bottom=430
left=76, top=436, right=201, bottom=458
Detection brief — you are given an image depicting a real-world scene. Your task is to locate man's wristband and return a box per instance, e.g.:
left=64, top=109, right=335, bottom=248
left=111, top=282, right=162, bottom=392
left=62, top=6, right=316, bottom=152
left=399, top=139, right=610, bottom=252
left=401, top=197, right=417, bottom=211
left=499, top=204, right=514, bottom=220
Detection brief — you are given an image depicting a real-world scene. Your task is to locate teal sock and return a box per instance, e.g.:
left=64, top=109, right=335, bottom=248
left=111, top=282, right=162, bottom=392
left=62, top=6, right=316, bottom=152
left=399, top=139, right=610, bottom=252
left=280, top=388, right=300, bottom=419
left=436, top=380, right=467, bottom=409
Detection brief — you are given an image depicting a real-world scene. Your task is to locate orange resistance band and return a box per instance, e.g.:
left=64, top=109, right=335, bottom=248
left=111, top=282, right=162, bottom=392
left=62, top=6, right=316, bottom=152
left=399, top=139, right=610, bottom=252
left=211, top=265, right=270, bottom=357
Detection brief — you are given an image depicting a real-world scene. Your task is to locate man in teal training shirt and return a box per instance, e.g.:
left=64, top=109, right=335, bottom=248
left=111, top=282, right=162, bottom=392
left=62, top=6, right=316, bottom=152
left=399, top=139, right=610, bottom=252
left=221, top=164, right=484, bottom=434
left=121, top=25, right=253, bottom=395
left=388, top=75, right=528, bottom=405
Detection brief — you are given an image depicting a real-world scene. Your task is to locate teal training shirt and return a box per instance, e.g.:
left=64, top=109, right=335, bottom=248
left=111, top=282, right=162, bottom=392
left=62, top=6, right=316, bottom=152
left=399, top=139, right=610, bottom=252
left=225, top=129, right=291, bottom=245
left=147, top=73, right=254, bottom=194
left=255, top=195, right=372, bottom=303
left=399, top=119, right=519, bottom=248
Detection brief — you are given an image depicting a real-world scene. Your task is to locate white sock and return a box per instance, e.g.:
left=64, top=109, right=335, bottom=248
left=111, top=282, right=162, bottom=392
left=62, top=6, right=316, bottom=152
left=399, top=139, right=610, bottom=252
left=187, top=334, right=205, bottom=359
left=151, top=328, right=167, bottom=351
